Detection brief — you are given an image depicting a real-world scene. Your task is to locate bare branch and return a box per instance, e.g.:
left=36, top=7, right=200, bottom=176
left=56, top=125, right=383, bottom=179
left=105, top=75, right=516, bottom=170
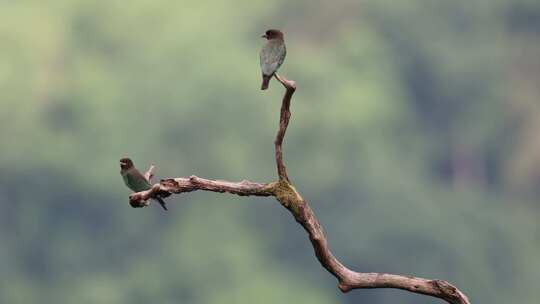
left=288, top=194, right=470, bottom=304
left=126, top=73, right=471, bottom=304
left=129, top=176, right=276, bottom=207
left=144, top=164, right=156, bottom=182
left=273, top=73, right=296, bottom=182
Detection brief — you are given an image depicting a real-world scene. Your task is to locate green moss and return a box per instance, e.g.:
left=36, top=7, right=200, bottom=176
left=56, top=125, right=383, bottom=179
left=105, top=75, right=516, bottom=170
left=274, top=180, right=305, bottom=215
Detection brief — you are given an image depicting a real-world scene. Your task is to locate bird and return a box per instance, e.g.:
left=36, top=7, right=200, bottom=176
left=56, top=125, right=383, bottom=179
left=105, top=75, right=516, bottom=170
left=119, top=157, right=168, bottom=211
left=260, top=29, right=286, bottom=90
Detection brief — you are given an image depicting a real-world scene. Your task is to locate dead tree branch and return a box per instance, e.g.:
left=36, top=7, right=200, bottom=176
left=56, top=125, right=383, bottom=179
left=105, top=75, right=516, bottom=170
left=144, top=164, right=156, bottom=182
left=128, top=74, right=471, bottom=304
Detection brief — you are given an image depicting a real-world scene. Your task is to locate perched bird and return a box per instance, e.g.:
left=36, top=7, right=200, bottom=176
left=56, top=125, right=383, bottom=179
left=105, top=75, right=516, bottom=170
left=259, top=29, right=286, bottom=90
left=120, top=158, right=168, bottom=211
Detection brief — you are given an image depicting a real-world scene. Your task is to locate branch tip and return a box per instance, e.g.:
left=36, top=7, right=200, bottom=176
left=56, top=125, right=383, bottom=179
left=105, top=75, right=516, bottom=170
left=144, top=164, right=156, bottom=182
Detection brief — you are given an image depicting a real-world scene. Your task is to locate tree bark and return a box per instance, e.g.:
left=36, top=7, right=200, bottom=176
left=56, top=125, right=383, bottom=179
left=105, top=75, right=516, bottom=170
left=128, top=74, right=471, bottom=304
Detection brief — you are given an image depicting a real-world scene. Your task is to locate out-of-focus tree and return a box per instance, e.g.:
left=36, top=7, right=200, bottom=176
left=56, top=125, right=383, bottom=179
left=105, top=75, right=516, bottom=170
left=0, top=1, right=539, bottom=303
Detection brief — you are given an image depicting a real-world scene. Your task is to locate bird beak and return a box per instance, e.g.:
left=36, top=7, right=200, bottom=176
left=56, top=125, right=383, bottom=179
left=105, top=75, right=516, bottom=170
left=261, top=33, right=267, bottom=39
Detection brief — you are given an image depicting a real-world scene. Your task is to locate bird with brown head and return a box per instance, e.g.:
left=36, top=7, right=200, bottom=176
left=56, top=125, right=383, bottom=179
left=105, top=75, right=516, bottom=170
left=119, top=157, right=168, bottom=210
left=260, top=29, right=286, bottom=90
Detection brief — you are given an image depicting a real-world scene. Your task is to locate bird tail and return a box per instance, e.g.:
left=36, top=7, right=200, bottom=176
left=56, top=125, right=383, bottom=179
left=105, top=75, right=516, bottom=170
left=261, top=74, right=272, bottom=90
left=154, top=197, right=168, bottom=211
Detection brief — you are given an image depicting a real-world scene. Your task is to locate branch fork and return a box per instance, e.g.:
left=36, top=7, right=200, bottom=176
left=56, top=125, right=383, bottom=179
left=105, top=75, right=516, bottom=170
left=127, top=73, right=471, bottom=304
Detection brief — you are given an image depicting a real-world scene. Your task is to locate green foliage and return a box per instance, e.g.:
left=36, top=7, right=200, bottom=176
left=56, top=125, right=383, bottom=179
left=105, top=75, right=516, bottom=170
left=1, top=1, right=539, bottom=303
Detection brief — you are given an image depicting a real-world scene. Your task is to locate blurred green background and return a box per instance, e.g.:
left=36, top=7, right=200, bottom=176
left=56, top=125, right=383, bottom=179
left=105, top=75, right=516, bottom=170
left=1, top=1, right=539, bottom=303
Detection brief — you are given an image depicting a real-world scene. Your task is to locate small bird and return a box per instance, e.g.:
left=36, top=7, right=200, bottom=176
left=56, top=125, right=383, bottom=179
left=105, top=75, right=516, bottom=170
left=260, top=29, right=286, bottom=90
left=120, top=158, right=168, bottom=210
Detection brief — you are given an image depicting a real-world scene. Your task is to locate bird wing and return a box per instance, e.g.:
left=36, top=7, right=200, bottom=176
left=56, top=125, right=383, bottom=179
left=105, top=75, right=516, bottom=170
left=260, top=41, right=286, bottom=76
left=123, top=168, right=151, bottom=192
